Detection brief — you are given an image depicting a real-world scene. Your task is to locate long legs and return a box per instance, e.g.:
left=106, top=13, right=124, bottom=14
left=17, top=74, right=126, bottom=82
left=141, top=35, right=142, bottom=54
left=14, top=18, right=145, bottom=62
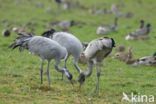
left=40, top=60, right=52, bottom=86
left=62, top=55, right=81, bottom=80
left=39, top=58, right=72, bottom=86
left=73, top=57, right=82, bottom=73
left=47, top=60, right=51, bottom=86
left=54, top=59, right=64, bottom=73
left=95, top=62, right=101, bottom=93
left=78, top=60, right=102, bottom=94
left=40, top=60, right=44, bottom=84
left=61, top=55, right=70, bottom=79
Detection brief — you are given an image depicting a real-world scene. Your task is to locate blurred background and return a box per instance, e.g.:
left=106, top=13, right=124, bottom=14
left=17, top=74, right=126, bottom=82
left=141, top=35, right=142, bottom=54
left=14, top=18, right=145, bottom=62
left=0, top=0, right=156, bottom=104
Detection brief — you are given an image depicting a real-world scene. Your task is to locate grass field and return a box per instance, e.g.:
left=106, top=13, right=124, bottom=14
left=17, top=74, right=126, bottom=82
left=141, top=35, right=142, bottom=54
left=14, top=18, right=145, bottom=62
left=0, top=0, right=156, bottom=104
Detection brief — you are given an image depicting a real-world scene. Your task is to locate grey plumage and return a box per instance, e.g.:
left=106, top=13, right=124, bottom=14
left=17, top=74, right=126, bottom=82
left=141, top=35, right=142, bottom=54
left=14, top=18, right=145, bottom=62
left=125, top=20, right=151, bottom=40
left=42, top=29, right=83, bottom=76
left=78, top=37, right=115, bottom=93
left=9, top=33, right=72, bottom=86
left=133, top=56, right=156, bottom=66
left=96, top=17, right=118, bottom=35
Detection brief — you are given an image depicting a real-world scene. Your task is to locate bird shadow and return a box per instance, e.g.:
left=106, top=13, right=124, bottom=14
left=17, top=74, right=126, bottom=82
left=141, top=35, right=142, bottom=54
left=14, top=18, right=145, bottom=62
left=31, top=85, right=54, bottom=92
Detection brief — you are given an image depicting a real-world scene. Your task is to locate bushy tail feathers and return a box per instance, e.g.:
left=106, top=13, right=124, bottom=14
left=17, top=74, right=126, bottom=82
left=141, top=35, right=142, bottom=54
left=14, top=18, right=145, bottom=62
left=9, top=33, right=33, bottom=51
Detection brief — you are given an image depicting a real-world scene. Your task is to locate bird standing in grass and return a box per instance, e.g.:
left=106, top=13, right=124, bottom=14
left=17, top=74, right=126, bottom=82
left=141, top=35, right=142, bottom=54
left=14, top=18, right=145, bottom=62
left=9, top=33, right=73, bottom=86
left=78, top=37, right=115, bottom=94
left=42, top=29, right=83, bottom=78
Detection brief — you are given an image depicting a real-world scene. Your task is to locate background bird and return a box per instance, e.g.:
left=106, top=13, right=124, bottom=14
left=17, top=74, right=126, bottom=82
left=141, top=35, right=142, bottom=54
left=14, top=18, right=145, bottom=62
left=78, top=37, right=115, bottom=93
left=9, top=33, right=73, bottom=86
left=125, top=21, right=151, bottom=40
left=114, top=46, right=136, bottom=64
left=133, top=56, right=156, bottom=66
left=2, top=29, right=11, bottom=37
left=96, top=17, right=118, bottom=35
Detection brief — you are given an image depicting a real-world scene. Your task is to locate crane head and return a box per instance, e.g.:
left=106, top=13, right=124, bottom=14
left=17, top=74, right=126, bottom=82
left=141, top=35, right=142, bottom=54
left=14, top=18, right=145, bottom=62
left=77, top=72, right=85, bottom=88
left=63, top=68, right=73, bottom=84
left=111, top=38, right=116, bottom=47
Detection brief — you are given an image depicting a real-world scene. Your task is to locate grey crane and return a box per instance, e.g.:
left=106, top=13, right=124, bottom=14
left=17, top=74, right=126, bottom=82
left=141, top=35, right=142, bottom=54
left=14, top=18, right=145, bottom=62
left=78, top=37, right=115, bottom=93
left=42, top=29, right=83, bottom=78
left=9, top=33, right=72, bottom=86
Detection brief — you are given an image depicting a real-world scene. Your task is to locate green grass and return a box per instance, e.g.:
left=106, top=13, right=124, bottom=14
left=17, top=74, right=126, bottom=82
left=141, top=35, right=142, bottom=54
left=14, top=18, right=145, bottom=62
left=0, top=0, right=156, bottom=104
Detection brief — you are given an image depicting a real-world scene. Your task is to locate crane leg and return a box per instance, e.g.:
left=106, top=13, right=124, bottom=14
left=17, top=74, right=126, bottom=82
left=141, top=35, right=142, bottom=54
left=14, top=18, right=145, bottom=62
left=54, top=60, right=64, bottom=73
left=40, top=60, right=44, bottom=84
left=62, top=55, right=69, bottom=80
left=47, top=61, right=51, bottom=86
left=55, top=59, right=73, bottom=82
left=73, top=58, right=82, bottom=73
left=94, top=63, right=101, bottom=94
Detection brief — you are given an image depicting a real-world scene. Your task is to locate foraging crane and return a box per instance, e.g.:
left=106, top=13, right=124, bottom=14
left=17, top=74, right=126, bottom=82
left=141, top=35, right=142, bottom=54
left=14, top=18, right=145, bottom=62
left=42, top=29, right=83, bottom=77
left=78, top=37, right=116, bottom=93
left=9, top=33, right=72, bottom=86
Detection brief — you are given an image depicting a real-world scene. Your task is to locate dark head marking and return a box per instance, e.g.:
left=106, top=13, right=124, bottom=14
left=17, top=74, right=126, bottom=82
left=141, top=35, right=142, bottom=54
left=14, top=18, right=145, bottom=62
left=140, top=20, right=144, bottom=23
left=103, top=37, right=109, bottom=39
left=67, top=73, right=73, bottom=80
left=70, top=20, right=75, bottom=26
left=78, top=73, right=85, bottom=85
left=140, top=20, right=145, bottom=28
left=111, top=38, right=116, bottom=47
left=3, top=29, right=10, bottom=37
left=55, top=0, right=62, bottom=4
left=153, top=52, right=156, bottom=56
left=42, top=28, right=56, bottom=38
left=141, top=58, right=146, bottom=61
left=146, top=23, right=151, bottom=28
left=146, top=23, right=151, bottom=33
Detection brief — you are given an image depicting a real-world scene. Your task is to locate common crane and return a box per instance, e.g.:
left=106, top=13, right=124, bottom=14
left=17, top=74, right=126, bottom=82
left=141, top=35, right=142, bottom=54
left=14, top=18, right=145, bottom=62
left=9, top=33, right=73, bottom=86
left=78, top=37, right=115, bottom=93
left=42, top=29, right=83, bottom=78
